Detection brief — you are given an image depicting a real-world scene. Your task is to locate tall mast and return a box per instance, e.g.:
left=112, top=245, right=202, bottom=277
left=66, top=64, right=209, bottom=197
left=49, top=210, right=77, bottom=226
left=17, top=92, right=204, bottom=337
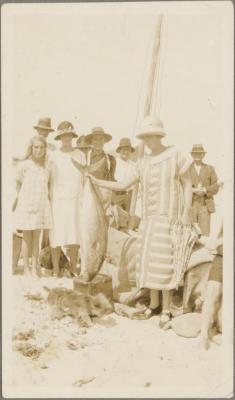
left=129, top=15, right=166, bottom=223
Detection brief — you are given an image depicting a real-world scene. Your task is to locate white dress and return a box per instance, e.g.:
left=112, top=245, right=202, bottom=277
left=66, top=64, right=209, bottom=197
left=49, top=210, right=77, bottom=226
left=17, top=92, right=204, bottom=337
left=14, top=159, right=52, bottom=230
left=49, top=149, right=85, bottom=247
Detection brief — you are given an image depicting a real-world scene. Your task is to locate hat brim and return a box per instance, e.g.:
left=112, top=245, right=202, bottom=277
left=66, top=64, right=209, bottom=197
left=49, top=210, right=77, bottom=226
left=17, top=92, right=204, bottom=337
left=136, top=131, right=166, bottom=139
left=191, top=151, right=206, bottom=153
left=86, top=132, right=112, bottom=144
left=116, top=146, right=135, bottom=153
left=34, top=125, right=54, bottom=132
left=54, top=131, right=78, bottom=140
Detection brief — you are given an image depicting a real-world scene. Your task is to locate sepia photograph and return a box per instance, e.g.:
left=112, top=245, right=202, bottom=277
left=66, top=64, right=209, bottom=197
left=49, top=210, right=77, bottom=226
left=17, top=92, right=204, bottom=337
left=2, top=1, right=234, bottom=397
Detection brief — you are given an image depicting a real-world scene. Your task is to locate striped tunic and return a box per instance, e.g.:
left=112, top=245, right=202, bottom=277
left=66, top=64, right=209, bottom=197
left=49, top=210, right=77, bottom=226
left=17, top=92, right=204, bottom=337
left=134, top=146, right=192, bottom=290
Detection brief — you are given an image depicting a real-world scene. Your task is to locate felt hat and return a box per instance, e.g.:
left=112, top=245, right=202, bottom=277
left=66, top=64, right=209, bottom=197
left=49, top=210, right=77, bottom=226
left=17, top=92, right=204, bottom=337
left=76, top=135, right=92, bottom=149
left=116, top=138, right=135, bottom=153
left=191, top=144, right=206, bottom=153
left=136, top=117, right=166, bottom=139
left=34, top=117, right=54, bottom=132
left=86, top=127, right=112, bottom=144
left=54, top=121, right=78, bottom=140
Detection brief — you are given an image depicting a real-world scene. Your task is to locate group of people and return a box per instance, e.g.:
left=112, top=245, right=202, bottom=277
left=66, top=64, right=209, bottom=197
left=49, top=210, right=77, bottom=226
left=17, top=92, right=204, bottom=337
left=13, top=118, right=136, bottom=278
left=12, top=115, right=223, bottom=347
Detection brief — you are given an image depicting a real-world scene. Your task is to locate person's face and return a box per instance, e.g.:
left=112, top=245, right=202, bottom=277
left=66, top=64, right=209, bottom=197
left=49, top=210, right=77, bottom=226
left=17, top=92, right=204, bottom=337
left=32, top=140, right=46, bottom=159
left=120, top=146, right=132, bottom=160
left=60, top=132, right=73, bottom=146
left=36, top=128, right=49, bottom=138
left=143, top=135, right=161, bottom=151
left=91, top=135, right=105, bottom=151
left=191, top=152, right=205, bottom=165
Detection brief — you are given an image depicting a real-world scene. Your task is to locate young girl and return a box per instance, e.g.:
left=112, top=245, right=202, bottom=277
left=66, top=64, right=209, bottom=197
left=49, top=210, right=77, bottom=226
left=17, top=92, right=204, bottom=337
left=14, top=135, right=52, bottom=276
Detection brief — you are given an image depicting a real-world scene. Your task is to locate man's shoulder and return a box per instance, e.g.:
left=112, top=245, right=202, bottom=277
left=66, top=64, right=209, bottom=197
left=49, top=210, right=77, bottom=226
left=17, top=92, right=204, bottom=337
left=202, top=163, right=215, bottom=172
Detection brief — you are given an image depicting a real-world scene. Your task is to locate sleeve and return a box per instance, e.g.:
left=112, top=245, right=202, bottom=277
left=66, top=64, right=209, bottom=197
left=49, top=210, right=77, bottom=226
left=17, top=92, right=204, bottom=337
left=15, top=161, right=26, bottom=183
left=205, top=166, right=219, bottom=197
left=177, top=151, right=193, bottom=176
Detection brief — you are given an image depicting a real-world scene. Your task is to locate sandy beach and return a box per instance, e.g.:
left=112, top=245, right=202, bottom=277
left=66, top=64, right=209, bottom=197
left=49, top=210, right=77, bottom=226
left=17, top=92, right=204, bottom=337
left=4, top=274, right=232, bottom=398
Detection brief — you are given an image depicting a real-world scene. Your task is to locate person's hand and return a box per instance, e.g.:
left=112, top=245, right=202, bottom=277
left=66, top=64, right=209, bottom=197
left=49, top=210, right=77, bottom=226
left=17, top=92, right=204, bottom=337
left=88, top=174, right=99, bottom=186
left=193, top=188, right=206, bottom=197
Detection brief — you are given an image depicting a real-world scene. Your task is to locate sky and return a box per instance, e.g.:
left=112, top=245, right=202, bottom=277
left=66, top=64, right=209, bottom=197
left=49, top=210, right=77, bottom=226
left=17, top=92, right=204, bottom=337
left=2, top=1, right=233, bottom=180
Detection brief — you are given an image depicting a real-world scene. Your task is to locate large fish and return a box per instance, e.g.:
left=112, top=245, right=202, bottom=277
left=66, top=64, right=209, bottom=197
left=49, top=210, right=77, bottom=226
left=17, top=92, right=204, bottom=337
left=72, top=158, right=108, bottom=281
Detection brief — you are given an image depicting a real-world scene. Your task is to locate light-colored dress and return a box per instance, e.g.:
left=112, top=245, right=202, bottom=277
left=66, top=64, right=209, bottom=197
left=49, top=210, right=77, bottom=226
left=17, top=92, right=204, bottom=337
left=133, top=146, right=192, bottom=290
left=49, top=149, right=85, bottom=248
left=14, top=159, right=52, bottom=230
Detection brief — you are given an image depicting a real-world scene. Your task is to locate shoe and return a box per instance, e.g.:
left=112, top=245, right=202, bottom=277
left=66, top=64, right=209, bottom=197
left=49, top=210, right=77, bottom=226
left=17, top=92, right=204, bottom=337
left=159, top=312, right=171, bottom=329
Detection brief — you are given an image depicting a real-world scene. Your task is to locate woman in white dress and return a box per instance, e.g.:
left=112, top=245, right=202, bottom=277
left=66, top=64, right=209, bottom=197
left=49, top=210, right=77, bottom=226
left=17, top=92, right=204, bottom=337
left=49, top=121, right=85, bottom=276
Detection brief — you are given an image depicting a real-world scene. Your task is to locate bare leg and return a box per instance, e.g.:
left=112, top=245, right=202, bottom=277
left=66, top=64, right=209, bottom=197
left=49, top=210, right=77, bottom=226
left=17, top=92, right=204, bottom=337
left=22, top=230, right=32, bottom=275
left=13, top=233, right=22, bottom=273
left=198, top=280, right=222, bottom=350
left=159, top=290, right=172, bottom=329
left=149, top=289, right=160, bottom=309
left=51, top=246, right=61, bottom=276
left=32, top=230, right=41, bottom=277
left=67, top=245, right=79, bottom=274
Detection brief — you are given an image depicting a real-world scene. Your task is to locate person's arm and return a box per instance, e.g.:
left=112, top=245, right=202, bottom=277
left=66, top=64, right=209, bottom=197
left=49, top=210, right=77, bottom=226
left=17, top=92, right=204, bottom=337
left=205, top=166, right=219, bottom=197
left=180, top=170, right=193, bottom=225
left=90, top=173, right=138, bottom=191
left=109, top=155, right=116, bottom=181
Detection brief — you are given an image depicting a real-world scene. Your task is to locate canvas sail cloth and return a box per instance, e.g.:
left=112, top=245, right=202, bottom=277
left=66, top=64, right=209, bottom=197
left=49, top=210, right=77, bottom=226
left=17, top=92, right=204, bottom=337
left=131, top=16, right=197, bottom=290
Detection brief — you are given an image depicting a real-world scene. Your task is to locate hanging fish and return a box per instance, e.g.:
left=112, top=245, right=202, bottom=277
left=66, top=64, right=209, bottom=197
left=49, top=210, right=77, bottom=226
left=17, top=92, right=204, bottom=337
left=72, top=157, right=108, bottom=282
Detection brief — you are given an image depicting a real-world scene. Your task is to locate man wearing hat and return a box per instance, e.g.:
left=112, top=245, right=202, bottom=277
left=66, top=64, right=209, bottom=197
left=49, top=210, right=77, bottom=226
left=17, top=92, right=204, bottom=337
left=190, top=144, right=219, bottom=236
left=34, top=117, right=56, bottom=154
left=86, top=127, right=116, bottom=181
left=76, top=135, right=92, bottom=156
left=113, top=138, right=136, bottom=212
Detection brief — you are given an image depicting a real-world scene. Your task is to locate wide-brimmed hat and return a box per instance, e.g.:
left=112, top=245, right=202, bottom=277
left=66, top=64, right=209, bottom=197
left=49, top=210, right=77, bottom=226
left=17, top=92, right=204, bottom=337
left=136, top=117, right=166, bottom=139
left=76, top=135, right=92, bottom=149
left=116, top=138, right=135, bottom=153
left=34, top=117, right=54, bottom=132
left=191, top=144, right=206, bottom=153
left=54, top=121, right=78, bottom=140
left=86, top=127, right=112, bottom=144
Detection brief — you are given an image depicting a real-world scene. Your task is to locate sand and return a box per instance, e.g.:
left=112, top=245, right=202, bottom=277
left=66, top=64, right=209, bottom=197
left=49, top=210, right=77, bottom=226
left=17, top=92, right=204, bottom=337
left=5, top=275, right=233, bottom=398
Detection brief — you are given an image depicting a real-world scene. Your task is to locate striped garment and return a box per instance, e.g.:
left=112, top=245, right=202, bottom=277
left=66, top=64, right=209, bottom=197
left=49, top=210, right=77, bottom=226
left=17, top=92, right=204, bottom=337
left=134, top=146, right=192, bottom=290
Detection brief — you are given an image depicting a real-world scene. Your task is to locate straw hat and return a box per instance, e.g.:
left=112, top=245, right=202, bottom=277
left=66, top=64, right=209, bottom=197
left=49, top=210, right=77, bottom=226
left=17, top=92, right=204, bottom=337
left=86, top=127, right=112, bottom=144
left=54, top=121, right=78, bottom=140
left=116, top=138, right=135, bottom=153
left=191, top=144, right=206, bottom=153
left=34, top=117, right=54, bottom=132
left=76, top=135, right=92, bottom=149
left=136, top=117, right=166, bottom=139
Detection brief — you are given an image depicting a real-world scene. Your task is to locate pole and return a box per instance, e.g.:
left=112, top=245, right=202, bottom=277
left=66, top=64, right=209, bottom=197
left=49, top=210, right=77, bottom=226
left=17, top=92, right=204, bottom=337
left=129, top=15, right=166, bottom=224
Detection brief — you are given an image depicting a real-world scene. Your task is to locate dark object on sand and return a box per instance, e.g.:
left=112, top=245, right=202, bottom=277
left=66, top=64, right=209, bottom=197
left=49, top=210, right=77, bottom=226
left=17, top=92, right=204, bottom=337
left=73, top=273, right=113, bottom=302
left=45, top=286, right=113, bottom=327
left=39, top=246, right=69, bottom=271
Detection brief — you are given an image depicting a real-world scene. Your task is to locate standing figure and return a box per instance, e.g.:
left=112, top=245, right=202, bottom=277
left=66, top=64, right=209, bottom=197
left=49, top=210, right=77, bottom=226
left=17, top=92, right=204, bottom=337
left=190, top=144, right=219, bottom=236
left=14, top=136, right=52, bottom=276
left=90, top=118, right=192, bottom=328
left=86, top=127, right=116, bottom=210
left=114, top=138, right=136, bottom=212
left=198, top=222, right=223, bottom=350
left=49, top=121, right=85, bottom=277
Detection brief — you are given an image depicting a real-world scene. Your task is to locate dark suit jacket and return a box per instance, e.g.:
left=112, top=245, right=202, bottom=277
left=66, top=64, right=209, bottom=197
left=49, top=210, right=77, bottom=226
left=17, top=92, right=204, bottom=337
left=190, top=162, right=219, bottom=213
left=88, top=150, right=116, bottom=181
